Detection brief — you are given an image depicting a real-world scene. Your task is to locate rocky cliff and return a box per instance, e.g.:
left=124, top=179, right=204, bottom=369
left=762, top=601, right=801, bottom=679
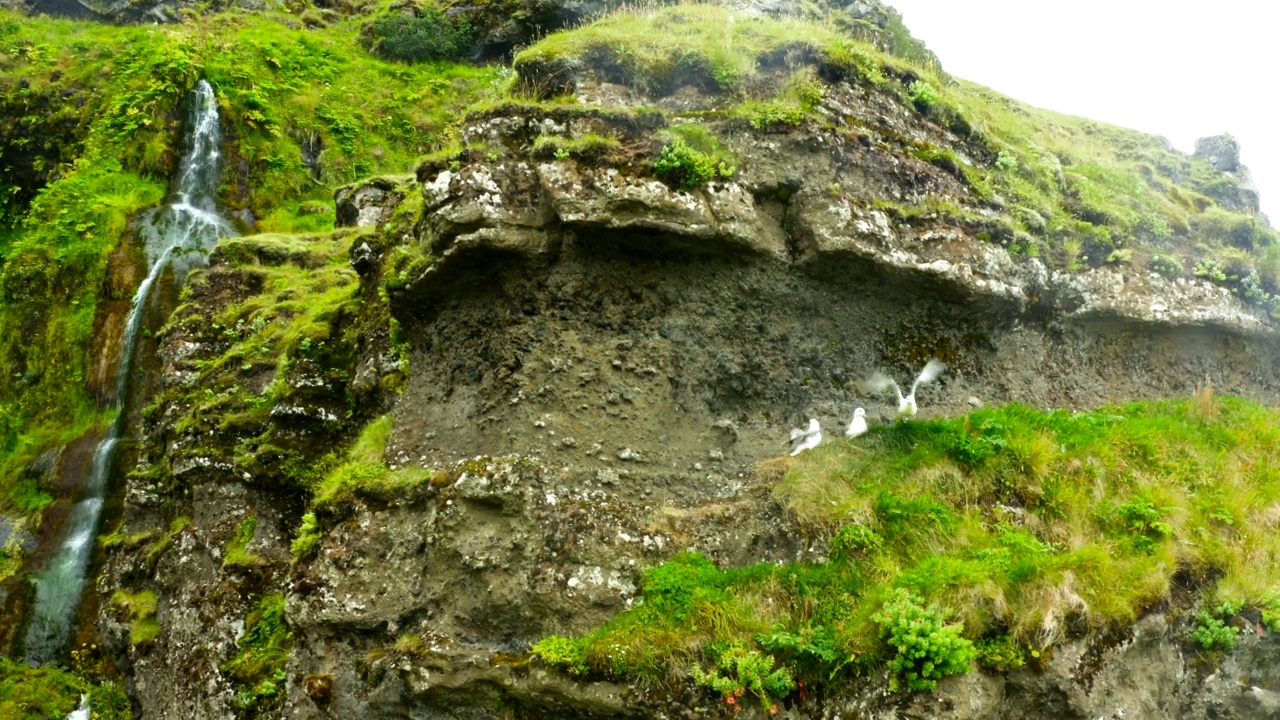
left=4, top=1, right=1280, bottom=719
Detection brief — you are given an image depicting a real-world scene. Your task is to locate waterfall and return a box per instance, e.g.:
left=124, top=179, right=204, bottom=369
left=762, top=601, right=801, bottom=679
left=22, top=79, right=233, bottom=663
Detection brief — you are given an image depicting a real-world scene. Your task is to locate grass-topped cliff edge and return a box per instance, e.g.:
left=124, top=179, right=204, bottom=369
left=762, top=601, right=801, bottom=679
left=536, top=389, right=1280, bottom=708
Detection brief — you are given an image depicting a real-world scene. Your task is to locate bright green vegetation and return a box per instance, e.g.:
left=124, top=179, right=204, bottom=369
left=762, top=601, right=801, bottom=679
left=312, top=414, right=437, bottom=510
left=1190, top=601, right=1242, bottom=651
left=141, top=230, right=368, bottom=494
left=0, top=655, right=132, bottom=720
left=110, top=589, right=162, bottom=646
left=653, top=137, right=735, bottom=190
left=537, top=396, right=1280, bottom=707
left=221, top=593, right=292, bottom=717
left=0, top=6, right=502, bottom=575
left=223, top=515, right=265, bottom=571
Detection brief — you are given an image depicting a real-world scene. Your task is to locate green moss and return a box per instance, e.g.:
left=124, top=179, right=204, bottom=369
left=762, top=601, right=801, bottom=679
left=223, top=515, right=265, bottom=571
left=111, top=589, right=162, bottom=647
left=0, top=6, right=501, bottom=542
left=537, top=397, right=1280, bottom=703
left=0, top=656, right=132, bottom=720
left=312, top=414, right=437, bottom=509
left=221, top=593, right=292, bottom=717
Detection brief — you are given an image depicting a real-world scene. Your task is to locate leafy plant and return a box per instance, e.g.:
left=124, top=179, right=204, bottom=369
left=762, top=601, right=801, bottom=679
left=691, top=645, right=795, bottom=713
left=1190, top=602, right=1241, bottom=651
left=652, top=138, right=734, bottom=190
left=874, top=588, right=974, bottom=691
left=1149, top=253, right=1183, bottom=280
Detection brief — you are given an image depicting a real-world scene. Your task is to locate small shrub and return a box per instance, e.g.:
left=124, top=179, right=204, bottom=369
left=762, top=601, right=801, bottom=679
left=830, top=524, right=883, bottom=560
left=1190, top=602, right=1241, bottom=651
left=1149, top=254, right=1183, bottom=280
left=691, top=645, right=795, bottom=713
left=1109, top=497, right=1173, bottom=553
left=366, top=6, right=472, bottom=62
left=874, top=588, right=974, bottom=691
left=652, top=138, right=734, bottom=190
left=994, top=152, right=1018, bottom=172
left=1193, top=258, right=1229, bottom=284
left=1105, top=248, right=1133, bottom=265
left=908, top=80, right=938, bottom=113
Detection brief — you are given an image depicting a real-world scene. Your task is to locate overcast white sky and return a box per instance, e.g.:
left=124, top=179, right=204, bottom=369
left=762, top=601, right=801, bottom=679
left=885, top=0, right=1279, bottom=220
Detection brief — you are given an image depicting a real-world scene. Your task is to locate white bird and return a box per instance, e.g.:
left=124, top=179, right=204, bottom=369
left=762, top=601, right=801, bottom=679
left=789, top=418, right=822, bottom=456
left=857, top=359, right=947, bottom=420
left=846, top=407, right=868, bottom=438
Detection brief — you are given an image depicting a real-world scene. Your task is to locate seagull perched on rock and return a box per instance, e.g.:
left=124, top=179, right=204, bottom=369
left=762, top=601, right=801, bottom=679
left=857, top=359, right=947, bottom=420
left=789, top=418, right=822, bottom=456
left=846, top=407, right=868, bottom=438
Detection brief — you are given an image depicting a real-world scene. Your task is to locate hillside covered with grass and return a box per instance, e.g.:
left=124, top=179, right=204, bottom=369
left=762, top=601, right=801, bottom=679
left=537, top=390, right=1280, bottom=708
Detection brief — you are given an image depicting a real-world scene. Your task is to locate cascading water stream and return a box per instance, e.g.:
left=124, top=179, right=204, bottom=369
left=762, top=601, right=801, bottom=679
left=23, top=79, right=233, bottom=664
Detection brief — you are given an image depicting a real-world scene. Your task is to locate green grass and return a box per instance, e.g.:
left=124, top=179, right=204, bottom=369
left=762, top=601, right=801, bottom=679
left=536, top=396, right=1280, bottom=708
left=512, top=4, right=1279, bottom=312
left=513, top=4, right=889, bottom=99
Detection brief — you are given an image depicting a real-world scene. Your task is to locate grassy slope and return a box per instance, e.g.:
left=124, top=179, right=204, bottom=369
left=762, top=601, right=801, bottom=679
left=538, top=393, right=1280, bottom=705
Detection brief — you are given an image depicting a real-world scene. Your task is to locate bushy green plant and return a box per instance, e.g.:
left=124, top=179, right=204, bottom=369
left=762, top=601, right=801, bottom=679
left=691, top=645, right=795, bottom=712
left=1108, top=497, right=1173, bottom=553
left=908, top=80, right=938, bottom=113
left=366, top=6, right=473, bottom=62
left=1149, top=254, right=1183, bottom=280
left=1190, top=602, right=1241, bottom=651
left=830, top=523, right=884, bottom=560
left=652, top=138, right=734, bottom=190
left=874, top=588, right=974, bottom=691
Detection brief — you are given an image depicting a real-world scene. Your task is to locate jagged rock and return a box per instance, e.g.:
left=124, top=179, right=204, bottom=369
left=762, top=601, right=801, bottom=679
left=1194, top=133, right=1262, bottom=213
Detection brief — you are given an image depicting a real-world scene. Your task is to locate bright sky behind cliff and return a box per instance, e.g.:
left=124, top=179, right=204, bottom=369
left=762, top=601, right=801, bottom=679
left=887, top=0, right=1279, bottom=220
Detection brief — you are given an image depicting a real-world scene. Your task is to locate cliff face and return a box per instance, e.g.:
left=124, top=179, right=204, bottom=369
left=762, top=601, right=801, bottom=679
left=4, top=1, right=1280, bottom=718
left=87, top=12, right=1280, bottom=719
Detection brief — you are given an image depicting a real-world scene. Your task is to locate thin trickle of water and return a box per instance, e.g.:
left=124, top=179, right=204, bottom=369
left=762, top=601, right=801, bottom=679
left=23, top=80, right=233, bottom=663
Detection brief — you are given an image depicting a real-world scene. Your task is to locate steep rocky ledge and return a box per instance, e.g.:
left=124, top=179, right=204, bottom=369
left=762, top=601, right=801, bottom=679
left=84, top=7, right=1280, bottom=720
